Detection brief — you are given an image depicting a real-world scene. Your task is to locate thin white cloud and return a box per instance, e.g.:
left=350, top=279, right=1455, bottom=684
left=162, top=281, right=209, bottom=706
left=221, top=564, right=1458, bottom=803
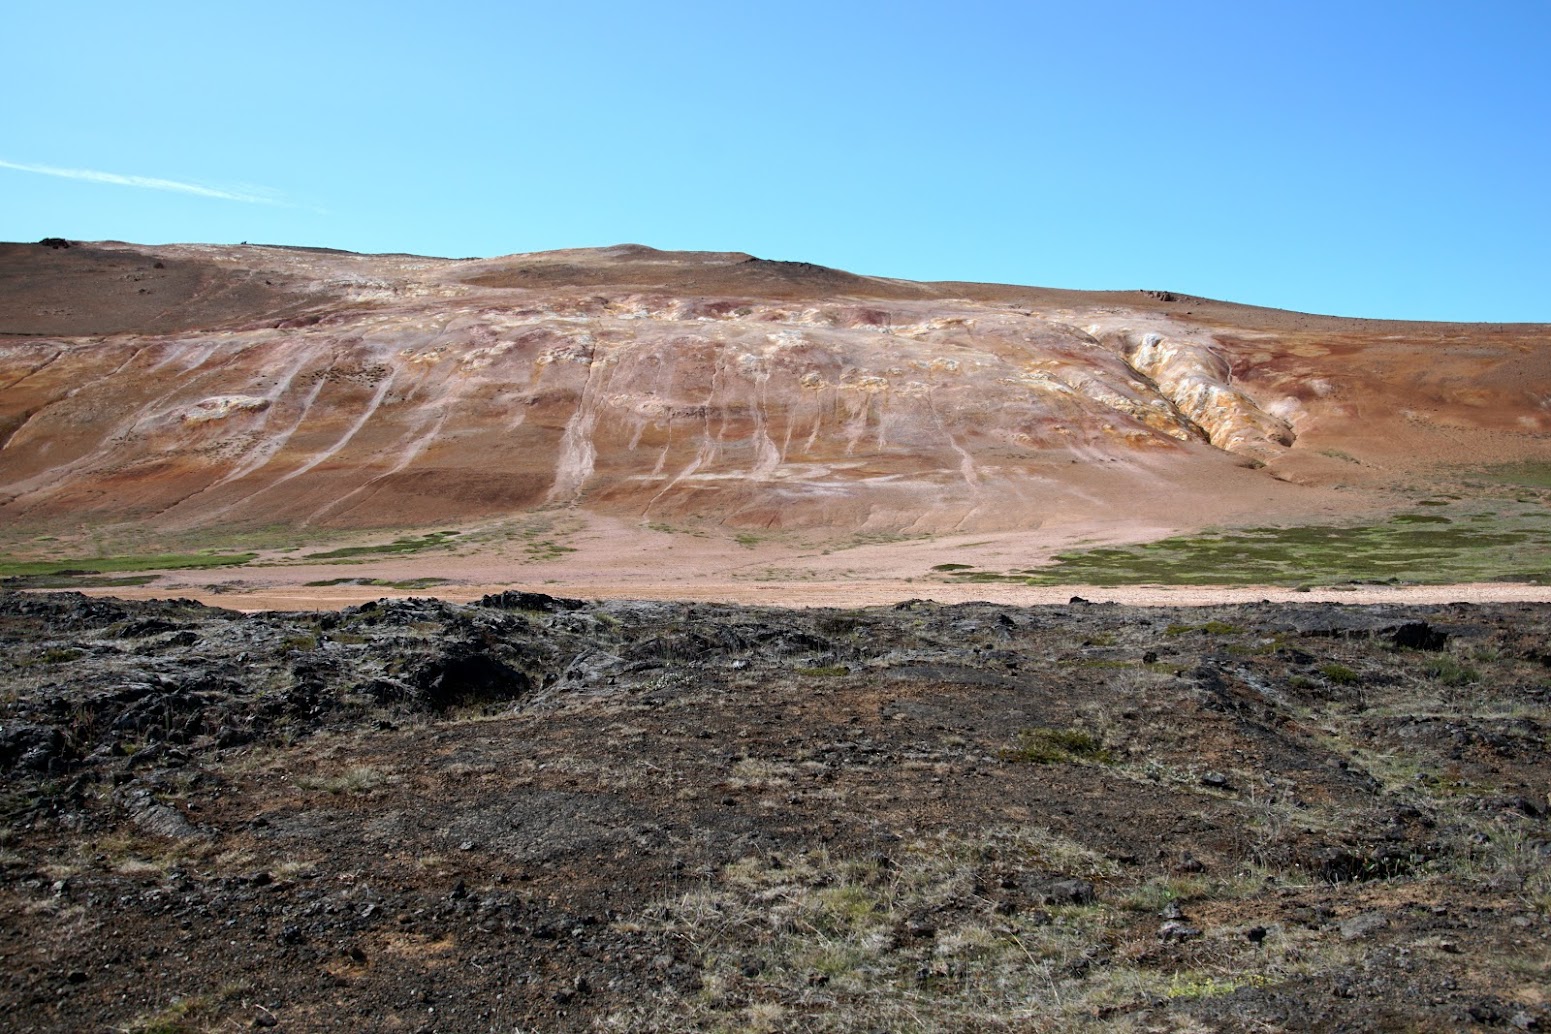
left=0, top=158, right=287, bottom=205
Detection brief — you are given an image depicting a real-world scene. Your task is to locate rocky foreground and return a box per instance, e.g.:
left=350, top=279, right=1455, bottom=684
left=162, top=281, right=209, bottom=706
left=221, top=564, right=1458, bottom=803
left=2, top=590, right=1548, bottom=1032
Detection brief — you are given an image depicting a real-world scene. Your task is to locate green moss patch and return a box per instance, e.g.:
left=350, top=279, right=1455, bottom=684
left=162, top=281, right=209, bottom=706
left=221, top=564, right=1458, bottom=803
left=1476, top=461, right=1551, bottom=489
left=301, top=531, right=459, bottom=561
left=943, top=505, right=1551, bottom=586
left=302, top=576, right=451, bottom=590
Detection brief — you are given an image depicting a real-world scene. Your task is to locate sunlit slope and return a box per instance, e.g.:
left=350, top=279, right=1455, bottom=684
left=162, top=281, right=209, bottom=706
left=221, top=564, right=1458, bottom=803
left=2, top=240, right=1548, bottom=536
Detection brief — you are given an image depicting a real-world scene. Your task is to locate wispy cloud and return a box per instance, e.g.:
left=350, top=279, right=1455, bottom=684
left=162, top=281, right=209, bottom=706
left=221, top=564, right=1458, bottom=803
left=0, top=158, right=287, bottom=205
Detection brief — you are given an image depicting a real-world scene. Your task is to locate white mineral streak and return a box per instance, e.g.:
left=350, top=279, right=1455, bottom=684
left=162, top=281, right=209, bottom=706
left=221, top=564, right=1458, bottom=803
left=1121, top=332, right=1294, bottom=461
left=182, top=395, right=271, bottom=423
left=1048, top=368, right=1198, bottom=441
left=548, top=356, right=603, bottom=502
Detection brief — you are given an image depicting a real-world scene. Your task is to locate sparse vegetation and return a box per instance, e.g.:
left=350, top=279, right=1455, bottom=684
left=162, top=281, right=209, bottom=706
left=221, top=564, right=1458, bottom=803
left=125, top=982, right=254, bottom=1034
left=1166, top=620, right=1241, bottom=636
left=296, top=764, right=386, bottom=795
left=3, top=593, right=1550, bottom=1031
left=612, top=829, right=1338, bottom=1032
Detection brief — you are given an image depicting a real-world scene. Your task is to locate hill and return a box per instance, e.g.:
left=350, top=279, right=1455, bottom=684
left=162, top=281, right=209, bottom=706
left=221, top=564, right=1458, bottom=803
left=5, top=238, right=1550, bottom=604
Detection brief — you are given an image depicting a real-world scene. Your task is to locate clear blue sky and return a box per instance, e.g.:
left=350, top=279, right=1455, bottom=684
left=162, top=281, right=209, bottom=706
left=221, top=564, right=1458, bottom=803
left=6, top=1, right=1549, bottom=321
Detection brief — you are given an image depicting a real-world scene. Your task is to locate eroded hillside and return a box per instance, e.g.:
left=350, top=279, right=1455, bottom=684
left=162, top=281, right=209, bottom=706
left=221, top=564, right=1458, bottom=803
left=4, top=240, right=1546, bottom=540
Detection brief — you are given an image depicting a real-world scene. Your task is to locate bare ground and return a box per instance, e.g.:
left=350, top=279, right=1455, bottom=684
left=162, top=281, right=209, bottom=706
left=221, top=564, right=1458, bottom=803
left=2, top=589, right=1548, bottom=1033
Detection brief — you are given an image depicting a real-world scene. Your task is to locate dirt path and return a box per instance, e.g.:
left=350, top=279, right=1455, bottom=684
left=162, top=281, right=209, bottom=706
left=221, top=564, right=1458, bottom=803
left=80, top=578, right=1551, bottom=612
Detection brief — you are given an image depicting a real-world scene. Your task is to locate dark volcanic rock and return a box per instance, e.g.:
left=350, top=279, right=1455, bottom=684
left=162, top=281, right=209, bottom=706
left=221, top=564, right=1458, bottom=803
left=412, top=646, right=533, bottom=711
left=478, top=590, right=587, bottom=613
left=0, top=723, right=65, bottom=772
left=1390, top=621, right=1449, bottom=651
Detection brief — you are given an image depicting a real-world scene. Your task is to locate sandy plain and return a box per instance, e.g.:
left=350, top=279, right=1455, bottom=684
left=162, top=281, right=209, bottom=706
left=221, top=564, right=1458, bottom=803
left=70, top=513, right=1551, bottom=612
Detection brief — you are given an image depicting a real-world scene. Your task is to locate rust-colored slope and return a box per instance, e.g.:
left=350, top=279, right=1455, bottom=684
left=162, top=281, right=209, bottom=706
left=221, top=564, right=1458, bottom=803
left=1, top=240, right=1547, bottom=537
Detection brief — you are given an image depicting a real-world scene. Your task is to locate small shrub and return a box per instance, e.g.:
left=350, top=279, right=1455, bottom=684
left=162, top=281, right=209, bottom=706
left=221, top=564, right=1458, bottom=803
left=1319, top=662, right=1360, bottom=685
left=1119, top=875, right=1210, bottom=913
left=297, top=765, right=385, bottom=795
left=796, top=665, right=850, bottom=677
left=1425, top=655, right=1480, bottom=687
left=1002, top=727, right=1113, bottom=765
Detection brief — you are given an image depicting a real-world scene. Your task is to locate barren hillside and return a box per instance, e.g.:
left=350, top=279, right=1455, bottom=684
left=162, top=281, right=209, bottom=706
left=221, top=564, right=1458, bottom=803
left=4, top=240, right=1547, bottom=538
left=4, top=239, right=1551, bottom=606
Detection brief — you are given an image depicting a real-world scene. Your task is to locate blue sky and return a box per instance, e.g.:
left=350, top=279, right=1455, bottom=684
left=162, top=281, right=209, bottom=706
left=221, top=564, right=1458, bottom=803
left=6, top=1, right=1549, bottom=321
